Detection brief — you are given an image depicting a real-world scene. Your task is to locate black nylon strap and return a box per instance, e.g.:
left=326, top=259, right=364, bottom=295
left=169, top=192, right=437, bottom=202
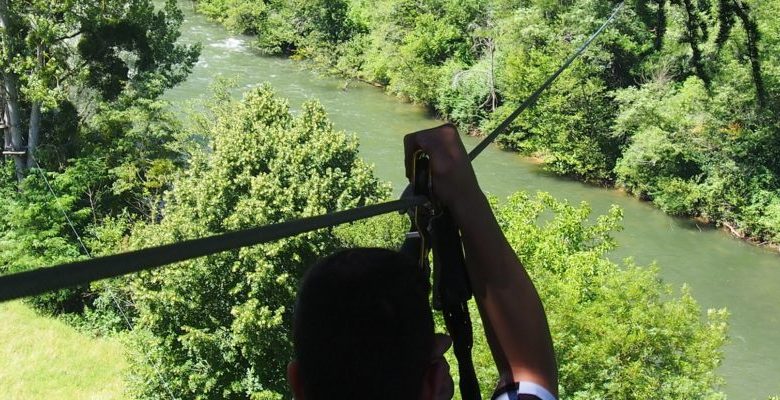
left=430, top=210, right=480, bottom=399
left=0, top=196, right=428, bottom=302
left=444, top=303, right=481, bottom=399
left=0, top=1, right=624, bottom=303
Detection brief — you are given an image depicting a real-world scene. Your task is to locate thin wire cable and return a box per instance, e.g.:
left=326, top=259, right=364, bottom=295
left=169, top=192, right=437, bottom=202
left=468, top=0, right=625, bottom=160
left=30, top=155, right=92, bottom=258
left=1, top=2, right=624, bottom=302
left=29, top=154, right=178, bottom=400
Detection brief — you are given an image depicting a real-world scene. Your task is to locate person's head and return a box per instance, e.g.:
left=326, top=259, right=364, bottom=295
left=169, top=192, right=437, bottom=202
left=289, top=248, right=453, bottom=400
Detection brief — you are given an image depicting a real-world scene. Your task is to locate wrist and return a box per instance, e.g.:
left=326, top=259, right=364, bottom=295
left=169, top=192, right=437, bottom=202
left=450, top=189, right=492, bottom=229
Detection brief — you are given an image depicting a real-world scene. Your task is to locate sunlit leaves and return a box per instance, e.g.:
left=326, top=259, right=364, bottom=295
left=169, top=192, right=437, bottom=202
left=125, top=85, right=386, bottom=399
left=495, top=192, right=727, bottom=399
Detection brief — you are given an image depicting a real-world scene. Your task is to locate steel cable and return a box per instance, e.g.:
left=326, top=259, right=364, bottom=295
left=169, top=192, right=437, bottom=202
left=0, top=1, right=624, bottom=302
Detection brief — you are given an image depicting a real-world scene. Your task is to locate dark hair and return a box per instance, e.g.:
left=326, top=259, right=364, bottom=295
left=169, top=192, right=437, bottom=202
left=293, top=248, right=434, bottom=399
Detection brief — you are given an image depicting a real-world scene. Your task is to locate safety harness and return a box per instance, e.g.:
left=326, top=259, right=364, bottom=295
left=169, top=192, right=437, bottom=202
left=400, top=151, right=481, bottom=400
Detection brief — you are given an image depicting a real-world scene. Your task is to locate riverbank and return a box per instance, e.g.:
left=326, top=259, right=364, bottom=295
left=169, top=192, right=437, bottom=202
left=167, top=5, right=780, bottom=397
left=528, top=153, right=780, bottom=254
left=342, top=67, right=780, bottom=254
left=272, top=49, right=780, bottom=253
left=494, top=146, right=780, bottom=254
left=189, top=0, right=780, bottom=253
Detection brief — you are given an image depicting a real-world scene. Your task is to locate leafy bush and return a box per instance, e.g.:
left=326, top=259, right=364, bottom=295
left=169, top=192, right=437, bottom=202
left=652, top=177, right=703, bottom=216
left=348, top=192, right=728, bottom=399
left=614, top=76, right=780, bottom=242
left=495, top=192, right=727, bottom=399
left=124, top=85, right=387, bottom=399
left=435, top=59, right=495, bottom=130
left=0, top=158, right=107, bottom=314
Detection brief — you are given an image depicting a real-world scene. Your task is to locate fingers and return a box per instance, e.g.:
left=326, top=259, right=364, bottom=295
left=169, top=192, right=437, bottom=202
left=403, top=123, right=459, bottom=181
left=403, top=133, right=417, bottom=181
left=432, top=333, right=453, bottom=357
left=403, top=123, right=482, bottom=219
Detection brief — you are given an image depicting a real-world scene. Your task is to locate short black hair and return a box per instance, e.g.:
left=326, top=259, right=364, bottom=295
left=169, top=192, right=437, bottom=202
left=293, top=248, right=434, bottom=399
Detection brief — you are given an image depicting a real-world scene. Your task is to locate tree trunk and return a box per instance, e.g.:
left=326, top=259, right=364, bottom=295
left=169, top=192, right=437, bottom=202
left=0, top=0, right=25, bottom=181
left=732, top=0, right=766, bottom=107
left=26, top=45, right=42, bottom=170
left=680, top=0, right=709, bottom=86
left=489, top=39, right=496, bottom=112
left=654, top=0, right=667, bottom=51
left=1, top=83, right=10, bottom=152
left=2, top=74, right=26, bottom=181
left=27, top=102, right=40, bottom=169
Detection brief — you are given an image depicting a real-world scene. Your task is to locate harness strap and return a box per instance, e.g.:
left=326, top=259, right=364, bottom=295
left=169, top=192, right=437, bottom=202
left=0, top=196, right=427, bottom=302
left=402, top=151, right=481, bottom=400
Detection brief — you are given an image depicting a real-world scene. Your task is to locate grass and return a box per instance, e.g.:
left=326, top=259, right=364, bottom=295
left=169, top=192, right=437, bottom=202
left=0, top=301, right=127, bottom=400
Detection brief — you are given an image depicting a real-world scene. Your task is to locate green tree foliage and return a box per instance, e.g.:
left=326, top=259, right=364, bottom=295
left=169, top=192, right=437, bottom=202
left=615, top=74, right=780, bottom=243
left=1, top=0, right=199, bottom=175
left=0, top=99, right=188, bottom=313
left=0, top=1, right=740, bottom=397
left=0, top=160, right=89, bottom=313
left=614, top=78, right=712, bottom=209
left=341, top=192, right=728, bottom=399
left=0, top=0, right=199, bottom=313
left=122, top=85, right=386, bottom=399
left=494, top=193, right=727, bottom=399
left=192, top=0, right=780, bottom=245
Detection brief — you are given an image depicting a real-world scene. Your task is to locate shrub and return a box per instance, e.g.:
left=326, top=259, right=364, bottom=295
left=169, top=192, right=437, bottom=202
left=124, top=85, right=387, bottom=399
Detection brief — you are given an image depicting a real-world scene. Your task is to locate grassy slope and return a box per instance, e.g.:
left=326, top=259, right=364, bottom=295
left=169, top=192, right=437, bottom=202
left=0, top=301, right=127, bottom=400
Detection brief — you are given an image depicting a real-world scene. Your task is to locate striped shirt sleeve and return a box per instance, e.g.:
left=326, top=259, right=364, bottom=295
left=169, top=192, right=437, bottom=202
left=491, top=381, right=557, bottom=400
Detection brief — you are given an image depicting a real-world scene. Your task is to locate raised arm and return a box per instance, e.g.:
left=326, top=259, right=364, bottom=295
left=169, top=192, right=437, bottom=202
left=404, top=124, right=558, bottom=396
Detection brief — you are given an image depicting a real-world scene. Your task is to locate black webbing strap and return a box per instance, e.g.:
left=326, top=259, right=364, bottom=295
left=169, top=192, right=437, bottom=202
left=430, top=210, right=480, bottom=400
left=0, top=196, right=427, bottom=302
left=0, top=1, right=624, bottom=304
left=444, top=303, right=480, bottom=399
left=403, top=151, right=481, bottom=399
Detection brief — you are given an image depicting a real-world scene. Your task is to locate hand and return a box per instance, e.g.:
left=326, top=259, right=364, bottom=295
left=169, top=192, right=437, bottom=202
left=405, top=128, right=558, bottom=397
left=403, top=124, right=484, bottom=220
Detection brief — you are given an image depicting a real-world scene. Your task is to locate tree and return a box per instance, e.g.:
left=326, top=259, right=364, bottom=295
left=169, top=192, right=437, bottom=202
left=336, top=192, right=728, bottom=399
left=0, top=0, right=198, bottom=315
left=0, top=155, right=106, bottom=313
left=493, top=192, right=727, bottom=398
left=0, top=0, right=198, bottom=179
left=123, top=84, right=387, bottom=399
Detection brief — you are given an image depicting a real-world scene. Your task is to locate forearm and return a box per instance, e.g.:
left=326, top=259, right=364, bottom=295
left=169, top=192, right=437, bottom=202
left=401, top=124, right=557, bottom=394
left=452, top=191, right=558, bottom=394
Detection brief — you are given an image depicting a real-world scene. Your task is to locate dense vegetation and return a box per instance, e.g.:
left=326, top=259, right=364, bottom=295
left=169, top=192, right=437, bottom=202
left=194, top=0, right=780, bottom=247
left=123, top=85, right=387, bottom=399
left=345, top=193, right=728, bottom=399
left=0, top=0, right=757, bottom=399
left=1, top=79, right=730, bottom=398
left=0, top=0, right=198, bottom=312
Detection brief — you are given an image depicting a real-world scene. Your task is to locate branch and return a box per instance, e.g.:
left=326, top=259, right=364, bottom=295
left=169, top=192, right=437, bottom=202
left=53, top=30, right=83, bottom=43
left=723, top=221, right=744, bottom=239
left=57, top=60, right=88, bottom=83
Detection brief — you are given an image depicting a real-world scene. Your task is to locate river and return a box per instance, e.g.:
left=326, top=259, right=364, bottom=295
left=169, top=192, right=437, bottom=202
left=166, top=3, right=779, bottom=398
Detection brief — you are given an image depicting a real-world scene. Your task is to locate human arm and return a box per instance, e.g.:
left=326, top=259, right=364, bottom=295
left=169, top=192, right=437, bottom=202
left=404, top=124, right=558, bottom=396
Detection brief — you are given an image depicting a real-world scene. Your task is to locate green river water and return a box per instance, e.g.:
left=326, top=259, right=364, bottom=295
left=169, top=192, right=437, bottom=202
left=167, top=3, right=779, bottom=398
